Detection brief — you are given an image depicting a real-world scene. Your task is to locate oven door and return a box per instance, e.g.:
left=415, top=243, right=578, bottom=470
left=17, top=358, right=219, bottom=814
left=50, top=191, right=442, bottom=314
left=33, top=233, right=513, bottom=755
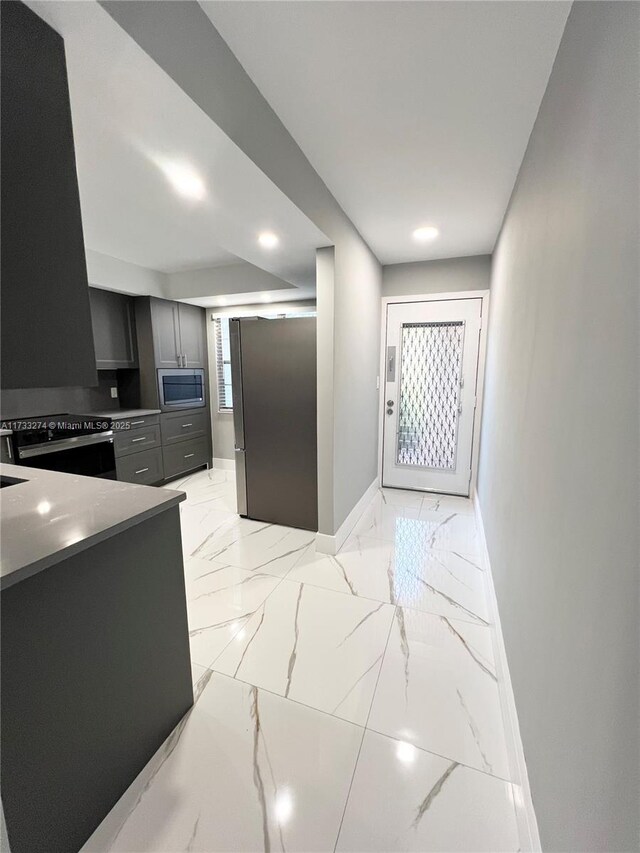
left=157, top=369, right=206, bottom=411
left=18, top=433, right=116, bottom=479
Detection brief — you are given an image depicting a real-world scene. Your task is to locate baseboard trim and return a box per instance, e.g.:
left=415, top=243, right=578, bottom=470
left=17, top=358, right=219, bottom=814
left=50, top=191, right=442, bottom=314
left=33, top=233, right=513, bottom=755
left=472, top=489, right=541, bottom=852
left=316, top=478, right=379, bottom=556
left=212, top=457, right=235, bottom=471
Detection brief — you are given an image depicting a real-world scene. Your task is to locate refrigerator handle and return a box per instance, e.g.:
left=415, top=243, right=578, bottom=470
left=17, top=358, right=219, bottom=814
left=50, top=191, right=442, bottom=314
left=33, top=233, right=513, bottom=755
left=229, top=319, right=248, bottom=517
left=229, top=319, right=245, bottom=451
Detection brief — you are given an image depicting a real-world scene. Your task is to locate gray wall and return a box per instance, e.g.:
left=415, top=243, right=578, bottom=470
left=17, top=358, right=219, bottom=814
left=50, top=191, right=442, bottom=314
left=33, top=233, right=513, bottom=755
left=165, top=261, right=294, bottom=302
left=477, top=4, right=639, bottom=851
left=103, top=1, right=383, bottom=535
left=333, top=241, right=382, bottom=528
left=316, top=247, right=336, bottom=533
left=382, top=255, right=490, bottom=297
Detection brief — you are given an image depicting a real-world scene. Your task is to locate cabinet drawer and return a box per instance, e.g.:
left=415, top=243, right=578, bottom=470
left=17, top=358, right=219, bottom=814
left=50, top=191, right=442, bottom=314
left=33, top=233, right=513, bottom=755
left=161, top=410, right=208, bottom=445
left=113, top=414, right=160, bottom=431
left=116, top=447, right=164, bottom=486
left=113, top=424, right=160, bottom=458
left=163, top=436, right=209, bottom=480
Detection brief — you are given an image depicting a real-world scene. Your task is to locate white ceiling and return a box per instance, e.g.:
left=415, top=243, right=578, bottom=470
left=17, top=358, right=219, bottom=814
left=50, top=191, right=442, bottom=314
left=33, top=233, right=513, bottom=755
left=27, top=1, right=328, bottom=290
left=202, top=1, right=571, bottom=264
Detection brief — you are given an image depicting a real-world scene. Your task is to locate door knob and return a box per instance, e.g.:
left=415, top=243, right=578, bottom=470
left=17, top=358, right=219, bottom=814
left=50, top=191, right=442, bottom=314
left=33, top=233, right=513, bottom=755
left=386, top=407, right=393, bottom=415
left=387, top=399, right=394, bottom=406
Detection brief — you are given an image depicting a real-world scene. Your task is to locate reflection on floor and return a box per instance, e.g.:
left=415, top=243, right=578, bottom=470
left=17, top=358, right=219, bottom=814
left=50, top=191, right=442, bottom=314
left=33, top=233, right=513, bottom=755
left=82, top=467, right=524, bottom=852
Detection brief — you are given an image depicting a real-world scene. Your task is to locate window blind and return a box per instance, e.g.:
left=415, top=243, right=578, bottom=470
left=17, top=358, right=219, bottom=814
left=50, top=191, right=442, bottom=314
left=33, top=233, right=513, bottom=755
left=214, top=318, right=233, bottom=411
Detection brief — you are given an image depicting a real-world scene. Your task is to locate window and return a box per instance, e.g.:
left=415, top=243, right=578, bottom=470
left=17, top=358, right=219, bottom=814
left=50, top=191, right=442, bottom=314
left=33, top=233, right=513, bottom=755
left=214, top=318, right=233, bottom=411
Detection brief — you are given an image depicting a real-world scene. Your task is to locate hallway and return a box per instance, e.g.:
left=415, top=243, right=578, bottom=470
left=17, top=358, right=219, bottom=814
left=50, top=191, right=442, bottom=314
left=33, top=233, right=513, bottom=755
left=83, top=468, right=523, bottom=852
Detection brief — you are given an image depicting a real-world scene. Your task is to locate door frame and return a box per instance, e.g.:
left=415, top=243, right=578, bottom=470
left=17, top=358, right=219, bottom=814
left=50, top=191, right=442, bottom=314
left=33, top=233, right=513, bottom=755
left=377, top=290, right=490, bottom=496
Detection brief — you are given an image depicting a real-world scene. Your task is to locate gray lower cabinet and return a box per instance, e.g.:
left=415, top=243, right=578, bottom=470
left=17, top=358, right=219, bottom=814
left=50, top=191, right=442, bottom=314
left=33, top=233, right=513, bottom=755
left=115, top=448, right=164, bottom=486
left=112, top=414, right=159, bottom=432
left=163, top=436, right=209, bottom=480
left=160, top=409, right=208, bottom=446
left=114, top=424, right=160, bottom=458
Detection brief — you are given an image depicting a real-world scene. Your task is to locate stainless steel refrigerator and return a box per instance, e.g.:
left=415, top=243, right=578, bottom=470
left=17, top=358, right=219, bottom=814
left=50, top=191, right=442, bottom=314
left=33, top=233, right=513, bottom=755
left=229, top=317, right=318, bottom=531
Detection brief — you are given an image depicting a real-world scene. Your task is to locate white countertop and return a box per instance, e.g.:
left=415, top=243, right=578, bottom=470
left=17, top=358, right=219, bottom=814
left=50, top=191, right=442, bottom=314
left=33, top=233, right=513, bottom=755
left=0, top=463, right=184, bottom=590
left=88, top=409, right=161, bottom=419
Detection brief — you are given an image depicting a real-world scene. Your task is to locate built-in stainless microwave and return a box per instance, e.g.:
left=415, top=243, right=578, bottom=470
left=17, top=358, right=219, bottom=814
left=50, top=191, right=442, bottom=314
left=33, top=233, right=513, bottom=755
left=157, top=368, right=206, bottom=411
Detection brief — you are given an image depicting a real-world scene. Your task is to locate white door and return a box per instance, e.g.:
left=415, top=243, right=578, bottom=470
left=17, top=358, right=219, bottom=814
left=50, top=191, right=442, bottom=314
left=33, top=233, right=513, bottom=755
left=382, top=298, right=482, bottom=496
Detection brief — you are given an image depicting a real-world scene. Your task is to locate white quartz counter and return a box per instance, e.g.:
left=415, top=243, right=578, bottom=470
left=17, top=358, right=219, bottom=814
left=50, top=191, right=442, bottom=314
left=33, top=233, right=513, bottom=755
left=0, top=463, right=184, bottom=590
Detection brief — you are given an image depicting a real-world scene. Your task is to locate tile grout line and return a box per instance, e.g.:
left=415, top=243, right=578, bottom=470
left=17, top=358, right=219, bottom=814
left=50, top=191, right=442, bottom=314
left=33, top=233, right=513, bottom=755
left=331, top=603, right=398, bottom=853
left=198, top=541, right=314, bottom=672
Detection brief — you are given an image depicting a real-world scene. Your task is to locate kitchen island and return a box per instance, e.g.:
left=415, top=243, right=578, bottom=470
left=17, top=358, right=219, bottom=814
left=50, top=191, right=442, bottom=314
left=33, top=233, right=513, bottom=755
left=0, top=464, right=192, bottom=852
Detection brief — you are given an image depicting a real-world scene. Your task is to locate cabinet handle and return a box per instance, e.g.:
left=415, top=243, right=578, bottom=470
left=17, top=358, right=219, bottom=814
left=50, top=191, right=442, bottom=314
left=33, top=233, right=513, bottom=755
left=181, top=423, right=193, bottom=428
left=5, top=437, right=12, bottom=460
left=184, top=452, right=195, bottom=458
left=135, top=467, right=149, bottom=475
left=132, top=436, right=146, bottom=442
left=131, top=420, right=144, bottom=426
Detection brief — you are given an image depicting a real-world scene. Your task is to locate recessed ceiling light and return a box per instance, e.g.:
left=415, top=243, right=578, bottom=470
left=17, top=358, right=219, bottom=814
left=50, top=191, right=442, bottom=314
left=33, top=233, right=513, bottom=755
left=413, top=225, right=439, bottom=242
left=261, top=293, right=272, bottom=302
left=258, top=231, right=279, bottom=249
left=160, top=161, right=206, bottom=201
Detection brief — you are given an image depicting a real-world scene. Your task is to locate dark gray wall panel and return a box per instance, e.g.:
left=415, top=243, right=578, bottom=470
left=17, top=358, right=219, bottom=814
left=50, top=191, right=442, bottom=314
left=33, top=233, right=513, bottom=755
left=1, top=1, right=97, bottom=390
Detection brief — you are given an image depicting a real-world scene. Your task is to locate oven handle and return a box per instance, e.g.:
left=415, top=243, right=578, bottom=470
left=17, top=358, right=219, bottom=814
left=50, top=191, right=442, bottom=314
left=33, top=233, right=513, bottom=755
left=18, top=431, right=114, bottom=459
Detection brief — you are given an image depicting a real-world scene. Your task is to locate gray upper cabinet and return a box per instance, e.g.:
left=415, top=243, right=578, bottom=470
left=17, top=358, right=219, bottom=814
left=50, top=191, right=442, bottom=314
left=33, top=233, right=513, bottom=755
left=1, top=2, right=97, bottom=390
left=151, top=299, right=181, bottom=368
left=89, top=288, right=138, bottom=369
left=177, top=303, right=206, bottom=368
left=149, top=299, right=206, bottom=369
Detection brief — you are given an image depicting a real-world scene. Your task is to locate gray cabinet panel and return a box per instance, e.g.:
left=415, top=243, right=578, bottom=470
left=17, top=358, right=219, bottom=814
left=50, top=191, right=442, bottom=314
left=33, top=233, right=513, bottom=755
left=116, top=447, right=164, bottom=485
left=89, top=288, right=137, bottom=369
left=160, top=409, right=208, bottom=446
left=1, top=2, right=97, bottom=390
left=151, top=299, right=181, bottom=368
left=163, top=436, right=209, bottom=480
left=178, top=303, right=206, bottom=368
left=114, top=425, right=160, bottom=458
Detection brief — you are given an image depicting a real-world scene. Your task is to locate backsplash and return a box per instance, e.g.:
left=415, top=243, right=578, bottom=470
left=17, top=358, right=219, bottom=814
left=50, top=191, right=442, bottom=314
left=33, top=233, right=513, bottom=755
left=1, top=372, right=120, bottom=420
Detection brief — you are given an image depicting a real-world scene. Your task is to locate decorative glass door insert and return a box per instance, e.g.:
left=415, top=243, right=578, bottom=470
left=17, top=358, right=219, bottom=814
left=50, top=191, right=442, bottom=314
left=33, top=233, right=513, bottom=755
left=397, top=321, right=465, bottom=470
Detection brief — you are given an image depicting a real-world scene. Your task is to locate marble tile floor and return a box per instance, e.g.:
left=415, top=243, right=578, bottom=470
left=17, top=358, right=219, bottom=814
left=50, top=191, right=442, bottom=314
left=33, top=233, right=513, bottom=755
left=82, top=467, right=523, bottom=852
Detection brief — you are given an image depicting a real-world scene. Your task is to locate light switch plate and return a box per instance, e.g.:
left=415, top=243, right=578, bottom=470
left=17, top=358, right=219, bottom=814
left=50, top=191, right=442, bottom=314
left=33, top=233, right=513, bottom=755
left=110, top=386, right=118, bottom=399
